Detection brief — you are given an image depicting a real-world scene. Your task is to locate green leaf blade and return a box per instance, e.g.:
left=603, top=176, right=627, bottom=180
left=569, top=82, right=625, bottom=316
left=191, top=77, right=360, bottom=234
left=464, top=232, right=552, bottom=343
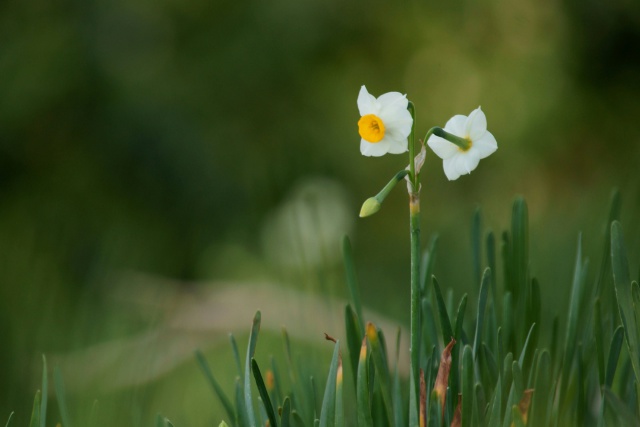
left=53, top=366, right=72, bottom=427
left=196, top=350, right=236, bottom=426
left=611, top=221, right=640, bottom=385
left=319, top=341, right=340, bottom=427
left=245, top=311, right=262, bottom=427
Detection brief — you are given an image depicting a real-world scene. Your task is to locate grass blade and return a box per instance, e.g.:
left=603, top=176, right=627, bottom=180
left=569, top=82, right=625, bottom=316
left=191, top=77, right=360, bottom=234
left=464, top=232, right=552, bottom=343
left=155, top=414, right=165, bottom=427
left=605, top=326, right=624, bottom=388
left=433, top=276, right=454, bottom=344
left=482, top=343, right=499, bottom=386
left=420, top=234, right=439, bottom=293
left=40, top=355, right=47, bottom=427
left=512, top=361, right=524, bottom=401
left=461, top=345, right=473, bottom=427
left=196, top=350, right=236, bottom=426
left=450, top=293, right=468, bottom=413
left=392, top=328, right=404, bottom=427
left=562, top=235, right=586, bottom=377
left=343, top=236, right=364, bottom=334
left=357, top=339, right=373, bottom=427
left=422, top=298, right=440, bottom=357
left=486, top=231, right=497, bottom=296
left=528, top=279, right=541, bottom=353
left=594, top=299, right=605, bottom=386
left=345, top=304, right=362, bottom=388
left=319, top=341, right=340, bottom=427
left=281, top=397, right=291, bottom=427
left=502, top=352, right=514, bottom=401
left=235, top=377, right=249, bottom=427
left=28, top=391, right=40, bottom=427
left=251, top=358, right=278, bottom=427
left=511, top=405, right=525, bottom=427
left=596, top=189, right=621, bottom=295
left=245, top=311, right=262, bottom=427
left=433, top=339, right=456, bottom=422
left=420, top=369, right=427, bottom=427
left=502, top=293, right=513, bottom=355
left=53, top=366, right=72, bottom=427
left=603, top=386, right=640, bottom=426
left=156, top=415, right=174, bottom=427
left=502, top=388, right=516, bottom=427
left=230, top=334, right=243, bottom=380
left=611, top=221, right=640, bottom=386
left=269, top=356, right=283, bottom=409
left=335, top=359, right=344, bottom=427
left=365, top=323, right=394, bottom=427
left=517, top=323, right=536, bottom=369
left=529, top=350, right=551, bottom=427
left=486, top=377, right=502, bottom=427
left=473, top=268, right=491, bottom=360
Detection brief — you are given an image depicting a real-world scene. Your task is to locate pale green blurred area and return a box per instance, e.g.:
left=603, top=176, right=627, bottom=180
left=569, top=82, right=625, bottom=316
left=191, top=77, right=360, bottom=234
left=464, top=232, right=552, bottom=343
left=1, top=0, right=640, bottom=424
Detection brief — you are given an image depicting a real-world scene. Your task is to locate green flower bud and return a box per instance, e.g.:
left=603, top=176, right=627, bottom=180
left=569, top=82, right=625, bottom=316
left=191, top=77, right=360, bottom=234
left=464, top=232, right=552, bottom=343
left=359, top=197, right=382, bottom=218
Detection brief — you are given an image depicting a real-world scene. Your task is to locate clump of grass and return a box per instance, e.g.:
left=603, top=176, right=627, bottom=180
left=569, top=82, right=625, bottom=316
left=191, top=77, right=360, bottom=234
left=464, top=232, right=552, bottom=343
left=195, top=190, right=639, bottom=427
left=8, top=192, right=638, bottom=427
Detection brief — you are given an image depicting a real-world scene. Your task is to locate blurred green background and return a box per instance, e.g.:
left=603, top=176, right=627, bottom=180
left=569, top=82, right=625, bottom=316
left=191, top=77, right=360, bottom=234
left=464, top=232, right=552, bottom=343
left=1, top=0, right=640, bottom=424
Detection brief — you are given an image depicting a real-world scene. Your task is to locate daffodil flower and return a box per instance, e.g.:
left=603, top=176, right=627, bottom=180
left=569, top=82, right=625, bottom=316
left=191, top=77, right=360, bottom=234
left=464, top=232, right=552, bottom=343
left=427, top=107, right=498, bottom=180
left=357, top=85, right=413, bottom=157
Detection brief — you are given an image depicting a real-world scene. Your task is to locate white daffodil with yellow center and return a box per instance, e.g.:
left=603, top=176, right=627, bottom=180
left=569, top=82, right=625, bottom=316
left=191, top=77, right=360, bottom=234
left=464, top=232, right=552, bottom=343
left=427, top=106, right=498, bottom=180
left=357, top=85, right=413, bottom=157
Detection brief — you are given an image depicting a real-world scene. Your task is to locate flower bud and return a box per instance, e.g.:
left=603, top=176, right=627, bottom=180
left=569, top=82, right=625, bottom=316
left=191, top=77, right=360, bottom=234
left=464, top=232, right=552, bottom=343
left=359, top=197, right=381, bottom=218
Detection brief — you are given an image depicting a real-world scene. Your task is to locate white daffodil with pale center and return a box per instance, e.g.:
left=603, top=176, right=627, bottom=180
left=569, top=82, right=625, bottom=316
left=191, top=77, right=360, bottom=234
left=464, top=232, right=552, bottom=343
left=427, top=107, right=498, bottom=180
left=357, top=85, right=413, bottom=157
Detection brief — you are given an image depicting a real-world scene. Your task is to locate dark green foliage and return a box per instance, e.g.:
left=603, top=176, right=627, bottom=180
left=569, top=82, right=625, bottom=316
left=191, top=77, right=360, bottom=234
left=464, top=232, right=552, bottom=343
left=251, top=359, right=279, bottom=427
left=193, top=195, right=640, bottom=426
left=16, top=195, right=637, bottom=426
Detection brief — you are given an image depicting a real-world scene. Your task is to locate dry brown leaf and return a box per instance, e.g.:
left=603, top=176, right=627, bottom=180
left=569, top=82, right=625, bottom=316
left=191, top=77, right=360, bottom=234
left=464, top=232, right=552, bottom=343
left=510, top=389, right=534, bottom=427
left=519, top=389, right=534, bottom=424
left=450, top=394, right=462, bottom=427
left=433, top=338, right=456, bottom=417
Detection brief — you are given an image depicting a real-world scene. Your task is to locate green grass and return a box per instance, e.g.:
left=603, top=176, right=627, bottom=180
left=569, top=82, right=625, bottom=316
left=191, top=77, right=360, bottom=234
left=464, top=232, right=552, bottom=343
left=199, top=191, right=638, bottom=427
left=8, top=191, right=640, bottom=426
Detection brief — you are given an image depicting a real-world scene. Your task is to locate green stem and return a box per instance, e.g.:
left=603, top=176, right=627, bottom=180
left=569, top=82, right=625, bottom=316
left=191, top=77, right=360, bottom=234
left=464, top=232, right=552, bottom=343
left=408, top=102, right=417, bottom=187
left=424, top=127, right=471, bottom=151
left=377, top=170, right=410, bottom=201
left=407, top=102, right=421, bottom=420
left=410, top=202, right=421, bottom=402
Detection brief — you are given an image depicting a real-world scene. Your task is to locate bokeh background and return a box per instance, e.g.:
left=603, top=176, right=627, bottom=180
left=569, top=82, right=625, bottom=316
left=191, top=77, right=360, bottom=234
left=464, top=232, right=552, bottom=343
left=1, top=0, right=639, bottom=424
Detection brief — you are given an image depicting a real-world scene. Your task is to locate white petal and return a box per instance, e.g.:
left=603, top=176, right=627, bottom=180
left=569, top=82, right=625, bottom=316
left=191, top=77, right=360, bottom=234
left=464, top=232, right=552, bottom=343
left=464, top=107, right=487, bottom=141
left=384, top=132, right=409, bottom=154
left=459, top=151, right=481, bottom=174
left=427, top=135, right=458, bottom=159
left=451, top=154, right=468, bottom=175
left=357, top=86, right=377, bottom=116
left=377, top=92, right=408, bottom=117
left=443, top=114, right=467, bottom=137
left=360, top=138, right=390, bottom=157
left=472, top=131, right=498, bottom=159
left=380, top=107, right=413, bottom=138
left=442, top=157, right=461, bottom=181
